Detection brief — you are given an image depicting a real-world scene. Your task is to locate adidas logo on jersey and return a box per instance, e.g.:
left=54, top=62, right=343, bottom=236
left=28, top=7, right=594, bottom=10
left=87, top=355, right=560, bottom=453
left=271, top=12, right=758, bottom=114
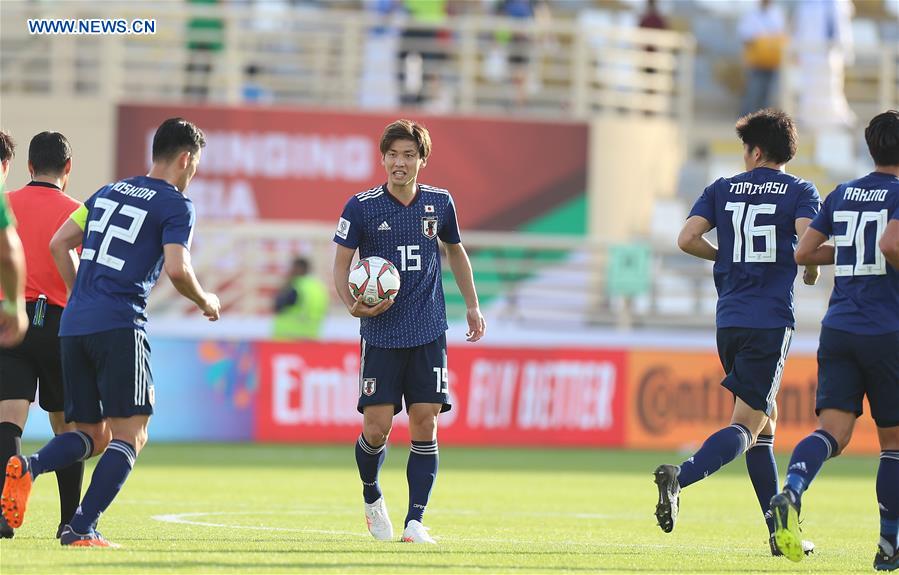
left=378, top=221, right=391, bottom=231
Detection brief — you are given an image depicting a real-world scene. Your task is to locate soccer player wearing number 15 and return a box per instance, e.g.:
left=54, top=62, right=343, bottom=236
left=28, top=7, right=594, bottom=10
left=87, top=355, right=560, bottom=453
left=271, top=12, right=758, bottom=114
left=770, top=111, right=899, bottom=570
left=1, top=118, right=221, bottom=547
left=653, top=110, right=821, bottom=556
left=333, top=119, right=486, bottom=544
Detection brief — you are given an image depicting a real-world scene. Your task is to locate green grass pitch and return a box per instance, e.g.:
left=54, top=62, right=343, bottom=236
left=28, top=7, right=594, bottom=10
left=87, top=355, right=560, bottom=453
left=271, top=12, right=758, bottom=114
left=0, top=443, right=885, bottom=573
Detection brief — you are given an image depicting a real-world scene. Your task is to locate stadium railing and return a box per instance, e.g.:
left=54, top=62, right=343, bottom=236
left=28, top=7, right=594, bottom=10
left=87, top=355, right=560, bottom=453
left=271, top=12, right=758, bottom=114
left=146, top=222, right=832, bottom=331
left=0, top=3, right=695, bottom=121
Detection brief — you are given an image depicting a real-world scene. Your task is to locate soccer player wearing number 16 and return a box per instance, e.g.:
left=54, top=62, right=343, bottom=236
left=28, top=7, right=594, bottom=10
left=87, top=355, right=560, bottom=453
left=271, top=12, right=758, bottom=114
left=653, top=110, right=821, bottom=556
left=770, top=111, right=899, bottom=570
left=0, top=118, right=221, bottom=547
left=333, top=119, right=486, bottom=544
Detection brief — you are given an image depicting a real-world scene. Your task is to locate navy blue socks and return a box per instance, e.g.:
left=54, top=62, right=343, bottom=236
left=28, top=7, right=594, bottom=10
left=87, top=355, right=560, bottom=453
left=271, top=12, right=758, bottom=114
left=69, top=440, right=135, bottom=534
left=405, top=440, right=438, bottom=526
left=878, top=451, right=899, bottom=556
left=356, top=434, right=386, bottom=505
left=746, top=434, right=778, bottom=533
left=678, top=424, right=753, bottom=489
left=783, top=429, right=839, bottom=505
left=29, top=431, right=93, bottom=478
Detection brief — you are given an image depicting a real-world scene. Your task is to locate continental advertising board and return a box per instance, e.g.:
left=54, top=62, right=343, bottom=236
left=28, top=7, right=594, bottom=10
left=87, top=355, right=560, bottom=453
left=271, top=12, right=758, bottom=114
left=626, top=350, right=880, bottom=455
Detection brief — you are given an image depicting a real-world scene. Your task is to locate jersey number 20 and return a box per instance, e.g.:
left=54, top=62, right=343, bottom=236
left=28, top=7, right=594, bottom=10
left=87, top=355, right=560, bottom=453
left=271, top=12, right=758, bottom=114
left=725, top=202, right=776, bottom=263
left=833, top=209, right=888, bottom=277
left=81, top=198, right=148, bottom=271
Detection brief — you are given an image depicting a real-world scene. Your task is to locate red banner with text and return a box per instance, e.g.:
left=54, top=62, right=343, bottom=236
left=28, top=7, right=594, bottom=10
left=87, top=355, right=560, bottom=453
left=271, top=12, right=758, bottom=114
left=255, top=342, right=627, bottom=447
left=116, top=105, right=588, bottom=229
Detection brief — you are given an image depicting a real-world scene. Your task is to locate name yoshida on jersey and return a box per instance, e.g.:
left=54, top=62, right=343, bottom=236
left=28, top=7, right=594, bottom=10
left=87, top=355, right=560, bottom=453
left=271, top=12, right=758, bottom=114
left=60, top=175, right=195, bottom=337
left=334, top=183, right=461, bottom=348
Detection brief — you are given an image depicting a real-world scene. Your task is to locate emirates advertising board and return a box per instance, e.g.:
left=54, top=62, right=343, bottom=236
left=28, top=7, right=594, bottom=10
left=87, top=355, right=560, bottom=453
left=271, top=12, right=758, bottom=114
left=255, top=341, right=628, bottom=447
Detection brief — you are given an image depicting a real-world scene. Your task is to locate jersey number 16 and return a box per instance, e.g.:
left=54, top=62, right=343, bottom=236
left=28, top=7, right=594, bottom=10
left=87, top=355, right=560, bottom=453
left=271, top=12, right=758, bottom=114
left=725, top=202, right=777, bottom=263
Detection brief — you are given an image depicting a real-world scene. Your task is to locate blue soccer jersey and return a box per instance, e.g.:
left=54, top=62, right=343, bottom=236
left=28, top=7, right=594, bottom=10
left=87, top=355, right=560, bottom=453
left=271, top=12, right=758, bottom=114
left=690, top=167, right=821, bottom=329
left=810, top=172, right=899, bottom=335
left=60, top=176, right=195, bottom=336
left=334, top=183, right=461, bottom=348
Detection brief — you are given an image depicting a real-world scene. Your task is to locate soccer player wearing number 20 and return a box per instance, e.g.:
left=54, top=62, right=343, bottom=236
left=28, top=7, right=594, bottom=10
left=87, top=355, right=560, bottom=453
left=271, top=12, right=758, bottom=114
left=771, top=110, right=899, bottom=570
left=333, top=119, right=486, bottom=544
left=0, top=118, right=220, bottom=547
left=654, top=110, right=821, bottom=556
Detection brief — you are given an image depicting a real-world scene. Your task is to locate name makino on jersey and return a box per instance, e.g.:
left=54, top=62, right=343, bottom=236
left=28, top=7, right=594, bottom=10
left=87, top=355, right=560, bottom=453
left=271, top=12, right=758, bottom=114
left=333, top=183, right=462, bottom=348
left=810, top=172, right=899, bottom=335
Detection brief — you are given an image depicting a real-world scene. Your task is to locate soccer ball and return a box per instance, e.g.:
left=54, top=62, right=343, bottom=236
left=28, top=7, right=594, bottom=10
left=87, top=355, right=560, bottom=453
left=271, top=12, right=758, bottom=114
left=348, top=256, right=401, bottom=306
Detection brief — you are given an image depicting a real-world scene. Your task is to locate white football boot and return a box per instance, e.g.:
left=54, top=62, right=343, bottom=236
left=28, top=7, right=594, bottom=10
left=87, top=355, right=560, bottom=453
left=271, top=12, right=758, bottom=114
left=401, top=520, right=436, bottom=544
left=364, top=497, right=393, bottom=541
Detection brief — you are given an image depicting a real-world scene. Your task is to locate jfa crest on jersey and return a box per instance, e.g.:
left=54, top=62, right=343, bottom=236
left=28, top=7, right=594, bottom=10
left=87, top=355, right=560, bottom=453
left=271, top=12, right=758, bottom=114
left=810, top=172, right=899, bottom=335
left=60, top=176, right=195, bottom=337
left=689, top=167, right=820, bottom=329
left=334, top=183, right=461, bottom=348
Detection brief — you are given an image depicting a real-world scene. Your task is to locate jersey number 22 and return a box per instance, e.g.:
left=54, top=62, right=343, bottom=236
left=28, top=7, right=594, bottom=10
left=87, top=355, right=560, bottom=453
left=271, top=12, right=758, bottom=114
left=81, top=198, right=148, bottom=271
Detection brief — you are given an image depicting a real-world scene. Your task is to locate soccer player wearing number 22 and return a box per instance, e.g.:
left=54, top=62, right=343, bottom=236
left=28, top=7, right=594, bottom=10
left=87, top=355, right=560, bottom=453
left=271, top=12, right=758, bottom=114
left=0, top=118, right=221, bottom=547
left=771, top=110, right=899, bottom=570
left=333, top=119, right=486, bottom=544
left=653, top=110, right=821, bottom=556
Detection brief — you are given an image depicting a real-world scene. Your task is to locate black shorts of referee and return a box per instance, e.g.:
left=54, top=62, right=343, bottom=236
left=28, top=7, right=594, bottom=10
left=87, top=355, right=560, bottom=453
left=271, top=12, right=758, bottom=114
left=0, top=301, right=64, bottom=412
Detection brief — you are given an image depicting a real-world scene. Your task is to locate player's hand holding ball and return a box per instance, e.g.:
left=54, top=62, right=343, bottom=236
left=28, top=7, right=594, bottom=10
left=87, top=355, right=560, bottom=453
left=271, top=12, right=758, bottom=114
left=347, top=256, right=400, bottom=318
left=350, top=297, right=393, bottom=318
left=199, top=292, right=221, bottom=321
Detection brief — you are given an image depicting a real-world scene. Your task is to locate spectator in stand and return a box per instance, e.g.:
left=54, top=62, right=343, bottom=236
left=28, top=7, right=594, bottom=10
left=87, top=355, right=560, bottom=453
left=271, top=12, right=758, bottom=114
left=738, top=0, right=786, bottom=116
left=638, top=0, right=668, bottom=31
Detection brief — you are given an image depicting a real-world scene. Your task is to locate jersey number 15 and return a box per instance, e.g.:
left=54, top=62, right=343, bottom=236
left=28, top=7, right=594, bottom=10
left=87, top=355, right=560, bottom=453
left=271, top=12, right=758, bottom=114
left=81, top=198, right=148, bottom=271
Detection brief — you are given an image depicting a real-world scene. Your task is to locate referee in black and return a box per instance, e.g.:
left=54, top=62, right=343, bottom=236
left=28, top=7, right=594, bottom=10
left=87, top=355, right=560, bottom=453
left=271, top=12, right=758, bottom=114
left=0, top=132, right=84, bottom=538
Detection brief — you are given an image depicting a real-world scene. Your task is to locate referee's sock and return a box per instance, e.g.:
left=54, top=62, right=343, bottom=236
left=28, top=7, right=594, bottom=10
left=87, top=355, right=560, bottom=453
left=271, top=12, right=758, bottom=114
left=0, top=421, right=23, bottom=495
left=29, top=431, right=93, bottom=478
left=69, top=440, right=135, bottom=534
left=55, top=457, right=85, bottom=527
left=745, top=434, right=778, bottom=534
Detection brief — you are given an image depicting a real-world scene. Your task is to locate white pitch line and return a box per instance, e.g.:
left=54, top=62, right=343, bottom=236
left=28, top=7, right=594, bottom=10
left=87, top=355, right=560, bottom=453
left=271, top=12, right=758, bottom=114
left=150, top=510, right=762, bottom=552
left=152, top=512, right=367, bottom=538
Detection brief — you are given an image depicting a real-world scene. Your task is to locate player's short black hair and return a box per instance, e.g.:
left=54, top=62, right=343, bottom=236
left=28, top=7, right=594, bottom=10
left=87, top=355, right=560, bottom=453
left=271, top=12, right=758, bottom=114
left=28, top=131, right=71, bottom=176
left=864, top=110, right=899, bottom=166
left=0, top=130, right=16, bottom=163
left=735, top=109, right=797, bottom=165
left=380, top=119, right=431, bottom=159
left=152, top=117, right=206, bottom=162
